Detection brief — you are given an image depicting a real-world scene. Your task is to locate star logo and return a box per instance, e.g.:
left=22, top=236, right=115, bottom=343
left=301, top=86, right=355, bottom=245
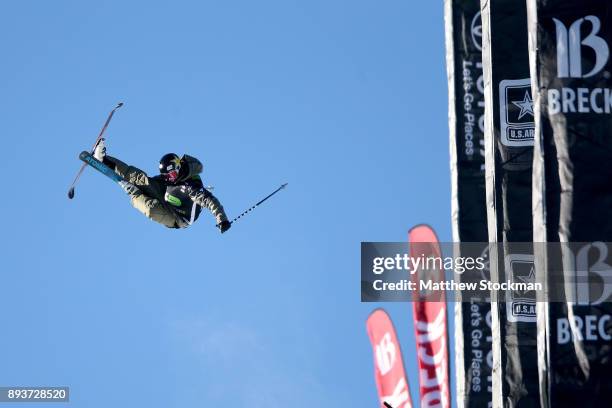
left=511, top=91, right=534, bottom=120
left=166, top=156, right=182, bottom=173
left=516, top=265, right=535, bottom=284
left=515, top=264, right=535, bottom=296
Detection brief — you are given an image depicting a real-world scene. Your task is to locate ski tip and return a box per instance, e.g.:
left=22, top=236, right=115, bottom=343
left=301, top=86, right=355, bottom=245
left=281, top=183, right=288, bottom=189
left=67, top=187, right=75, bottom=199
left=116, top=102, right=124, bottom=108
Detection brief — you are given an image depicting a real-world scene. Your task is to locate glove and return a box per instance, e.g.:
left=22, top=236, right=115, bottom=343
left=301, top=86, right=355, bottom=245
left=217, top=220, right=231, bottom=233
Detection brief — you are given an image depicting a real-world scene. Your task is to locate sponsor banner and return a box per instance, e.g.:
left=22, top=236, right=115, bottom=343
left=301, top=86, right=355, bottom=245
left=366, top=309, right=413, bottom=408
left=444, top=0, right=492, bottom=406
left=528, top=0, right=612, bottom=406
left=409, top=225, right=451, bottom=408
left=445, top=0, right=487, bottom=244
left=481, top=0, right=540, bottom=406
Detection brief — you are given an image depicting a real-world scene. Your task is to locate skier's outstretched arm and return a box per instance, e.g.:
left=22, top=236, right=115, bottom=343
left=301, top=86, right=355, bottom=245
left=189, top=189, right=230, bottom=228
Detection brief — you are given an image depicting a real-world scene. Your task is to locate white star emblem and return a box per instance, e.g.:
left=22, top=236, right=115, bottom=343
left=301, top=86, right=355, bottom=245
left=511, top=91, right=534, bottom=120
left=516, top=265, right=535, bottom=285
left=515, top=264, right=535, bottom=295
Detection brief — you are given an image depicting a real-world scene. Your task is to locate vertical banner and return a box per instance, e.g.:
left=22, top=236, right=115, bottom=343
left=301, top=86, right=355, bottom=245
left=409, top=225, right=450, bottom=408
left=528, top=1, right=612, bottom=406
left=444, top=1, right=492, bottom=406
left=366, top=309, right=414, bottom=408
left=481, top=0, right=540, bottom=406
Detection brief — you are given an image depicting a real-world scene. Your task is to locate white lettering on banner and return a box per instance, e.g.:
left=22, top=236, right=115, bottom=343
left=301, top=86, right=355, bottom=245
left=375, top=332, right=396, bottom=376
left=554, top=16, right=609, bottom=79
left=461, top=59, right=485, bottom=167
left=469, top=303, right=493, bottom=396
left=381, top=377, right=412, bottom=408
left=415, top=309, right=446, bottom=343
left=557, top=315, right=612, bottom=344
left=418, top=337, right=447, bottom=365
left=416, top=308, right=449, bottom=408
left=549, top=16, right=612, bottom=115
left=548, top=87, right=612, bottom=115
left=420, top=365, right=447, bottom=388
left=576, top=242, right=612, bottom=305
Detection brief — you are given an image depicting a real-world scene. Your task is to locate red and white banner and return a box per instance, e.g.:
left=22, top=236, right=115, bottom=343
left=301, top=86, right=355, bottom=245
left=409, top=225, right=450, bottom=408
left=366, top=309, right=413, bottom=408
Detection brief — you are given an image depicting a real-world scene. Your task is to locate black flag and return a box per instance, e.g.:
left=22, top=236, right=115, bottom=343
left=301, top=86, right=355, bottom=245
left=444, top=1, right=492, bottom=407
left=528, top=1, right=612, bottom=406
left=481, top=0, right=539, bottom=406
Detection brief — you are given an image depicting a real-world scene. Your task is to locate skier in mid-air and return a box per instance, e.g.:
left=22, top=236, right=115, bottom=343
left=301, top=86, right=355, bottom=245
left=93, top=139, right=231, bottom=233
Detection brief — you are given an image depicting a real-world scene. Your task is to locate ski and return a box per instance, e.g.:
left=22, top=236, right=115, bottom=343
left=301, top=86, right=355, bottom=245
left=79, top=149, right=148, bottom=190
left=67, top=102, right=124, bottom=199
left=79, top=151, right=124, bottom=183
left=78, top=150, right=144, bottom=198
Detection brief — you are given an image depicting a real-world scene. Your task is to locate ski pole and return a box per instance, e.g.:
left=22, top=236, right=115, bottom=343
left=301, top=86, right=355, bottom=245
left=230, top=183, right=288, bottom=225
left=67, top=102, right=124, bottom=199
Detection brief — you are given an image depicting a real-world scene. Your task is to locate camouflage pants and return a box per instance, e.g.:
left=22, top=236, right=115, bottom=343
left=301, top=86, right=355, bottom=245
left=127, top=188, right=186, bottom=229
left=107, top=156, right=186, bottom=229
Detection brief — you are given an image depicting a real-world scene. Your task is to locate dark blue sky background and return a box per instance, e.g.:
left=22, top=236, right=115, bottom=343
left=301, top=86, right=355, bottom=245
left=1, top=1, right=451, bottom=406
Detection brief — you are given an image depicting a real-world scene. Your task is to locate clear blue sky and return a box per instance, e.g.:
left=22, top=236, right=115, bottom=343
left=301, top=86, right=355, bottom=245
left=1, top=1, right=451, bottom=406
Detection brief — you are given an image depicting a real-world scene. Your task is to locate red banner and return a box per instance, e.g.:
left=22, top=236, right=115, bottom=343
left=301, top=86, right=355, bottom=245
left=366, top=309, right=413, bottom=408
left=409, top=225, right=451, bottom=408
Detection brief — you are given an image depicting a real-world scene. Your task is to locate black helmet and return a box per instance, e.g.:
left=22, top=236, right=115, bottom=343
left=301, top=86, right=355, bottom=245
left=159, top=153, right=182, bottom=182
